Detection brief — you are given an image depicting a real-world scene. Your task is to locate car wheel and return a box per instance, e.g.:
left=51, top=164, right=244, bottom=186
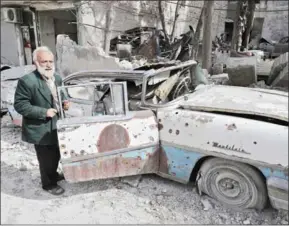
left=199, top=158, right=267, bottom=210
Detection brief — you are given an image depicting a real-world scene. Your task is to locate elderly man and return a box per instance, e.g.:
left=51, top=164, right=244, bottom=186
left=14, top=46, right=69, bottom=195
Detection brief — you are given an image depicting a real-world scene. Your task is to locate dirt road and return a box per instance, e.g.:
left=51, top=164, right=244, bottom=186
left=1, top=115, right=288, bottom=224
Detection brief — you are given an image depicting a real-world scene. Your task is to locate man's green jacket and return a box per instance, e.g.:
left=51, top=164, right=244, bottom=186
left=14, top=70, right=67, bottom=145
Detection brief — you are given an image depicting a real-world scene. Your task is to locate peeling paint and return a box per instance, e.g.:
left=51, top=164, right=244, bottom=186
left=97, top=124, right=130, bottom=152
left=160, top=145, right=204, bottom=182
left=260, top=167, right=288, bottom=180
left=62, top=146, right=159, bottom=182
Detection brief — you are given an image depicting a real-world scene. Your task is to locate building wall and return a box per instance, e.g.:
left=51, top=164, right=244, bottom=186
left=1, top=22, right=23, bottom=66
left=77, top=1, right=228, bottom=48
left=255, top=0, right=288, bottom=42
left=38, top=10, right=77, bottom=56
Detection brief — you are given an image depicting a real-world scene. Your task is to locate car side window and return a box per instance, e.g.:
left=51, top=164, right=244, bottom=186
left=57, top=82, right=128, bottom=119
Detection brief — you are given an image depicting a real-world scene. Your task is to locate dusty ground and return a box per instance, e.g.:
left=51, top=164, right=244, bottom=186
left=1, top=115, right=288, bottom=224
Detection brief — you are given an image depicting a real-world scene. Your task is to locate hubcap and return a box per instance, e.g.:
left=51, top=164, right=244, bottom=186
left=215, top=172, right=243, bottom=199
left=218, top=177, right=241, bottom=198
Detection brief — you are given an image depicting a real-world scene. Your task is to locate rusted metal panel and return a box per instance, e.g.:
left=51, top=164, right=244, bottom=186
left=57, top=110, right=159, bottom=159
left=181, top=85, right=288, bottom=122
left=157, top=109, right=288, bottom=169
left=62, top=145, right=159, bottom=183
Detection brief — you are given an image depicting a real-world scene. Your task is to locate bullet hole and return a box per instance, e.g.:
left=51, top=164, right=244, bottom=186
left=80, top=150, right=85, bottom=155
left=253, top=141, right=257, bottom=145
left=185, top=123, right=189, bottom=127
left=64, top=151, right=67, bottom=155
left=207, top=142, right=210, bottom=144
left=186, top=156, right=190, bottom=159
left=169, top=129, right=173, bottom=133
left=176, top=130, right=180, bottom=135
left=159, top=119, right=162, bottom=122
left=175, top=112, right=179, bottom=115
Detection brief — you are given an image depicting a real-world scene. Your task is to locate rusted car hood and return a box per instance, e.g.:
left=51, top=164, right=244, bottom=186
left=181, top=85, right=288, bottom=122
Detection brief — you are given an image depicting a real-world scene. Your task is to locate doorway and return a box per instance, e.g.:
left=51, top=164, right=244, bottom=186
left=38, top=9, right=77, bottom=56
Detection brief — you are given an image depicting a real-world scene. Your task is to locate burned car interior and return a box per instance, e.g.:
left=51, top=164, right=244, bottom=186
left=58, top=60, right=197, bottom=119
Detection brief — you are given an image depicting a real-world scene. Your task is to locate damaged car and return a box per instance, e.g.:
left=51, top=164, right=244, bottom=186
left=1, top=65, right=36, bottom=121
left=2, top=60, right=195, bottom=125
left=55, top=60, right=288, bottom=211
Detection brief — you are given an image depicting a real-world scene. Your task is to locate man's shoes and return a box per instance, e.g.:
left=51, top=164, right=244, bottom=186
left=56, top=173, right=65, bottom=182
left=44, top=185, right=65, bottom=196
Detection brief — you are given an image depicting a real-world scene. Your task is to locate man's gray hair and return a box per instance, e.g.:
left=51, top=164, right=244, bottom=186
left=32, top=46, right=53, bottom=62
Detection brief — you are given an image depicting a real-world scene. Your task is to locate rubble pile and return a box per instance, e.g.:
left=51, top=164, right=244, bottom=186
left=56, top=35, right=148, bottom=77
left=267, top=52, right=288, bottom=90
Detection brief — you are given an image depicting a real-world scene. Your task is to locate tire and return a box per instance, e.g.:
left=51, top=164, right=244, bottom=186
left=199, top=158, right=268, bottom=210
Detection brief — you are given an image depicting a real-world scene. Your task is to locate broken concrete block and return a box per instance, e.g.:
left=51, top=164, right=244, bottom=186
left=121, top=175, right=142, bottom=187
left=212, top=63, right=223, bottom=75
left=209, top=73, right=229, bottom=85
left=271, top=64, right=288, bottom=90
left=56, top=35, right=122, bottom=77
left=268, top=52, right=288, bottom=85
left=227, top=65, right=256, bottom=87
left=249, top=80, right=270, bottom=89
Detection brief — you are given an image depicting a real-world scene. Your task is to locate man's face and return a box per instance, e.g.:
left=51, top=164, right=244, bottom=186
left=35, top=51, right=55, bottom=79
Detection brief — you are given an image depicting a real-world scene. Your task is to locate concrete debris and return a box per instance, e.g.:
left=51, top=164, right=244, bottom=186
left=149, top=200, right=156, bottom=206
left=212, top=63, right=224, bottom=75
left=200, top=198, right=213, bottom=211
left=249, top=80, right=270, bottom=89
left=121, top=175, right=142, bottom=187
left=227, top=65, right=257, bottom=87
left=208, top=73, right=229, bottom=85
left=56, top=35, right=123, bottom=77
left=267, top=52, right=288, bottom=87
left=243, top=219, right=251, bottom=225
left=270, top=64, right=288, bottom=90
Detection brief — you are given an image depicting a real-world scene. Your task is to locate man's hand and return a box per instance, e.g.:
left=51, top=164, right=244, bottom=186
left=63, top=100, right=70, bottom=111
left=46, top=108, right=57, bottom=118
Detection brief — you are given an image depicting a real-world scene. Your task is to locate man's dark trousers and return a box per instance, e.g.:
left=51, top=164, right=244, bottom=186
left=34, top=144, right=61, bottom=190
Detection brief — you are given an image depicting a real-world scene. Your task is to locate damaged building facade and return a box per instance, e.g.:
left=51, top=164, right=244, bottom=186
left=1, top=0, right=288, bottom=66
left=226, top=0, right=288, bottom=43
left=1, top=0, right=227, bottom=66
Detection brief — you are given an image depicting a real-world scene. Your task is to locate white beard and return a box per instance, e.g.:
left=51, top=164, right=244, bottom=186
left=36, top=63, right=55, bottom=79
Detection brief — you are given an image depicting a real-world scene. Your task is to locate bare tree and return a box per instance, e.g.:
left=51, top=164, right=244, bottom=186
left=170, top=0, right=181, bottom=42
left=231, top=0, right=248, bottom=51
left=191, top=6, right=205, bottom=60
left=242, top=0, right=256, bottom=49
left=158, top=0, right=170, bottom=47
left=201, top=0, right=214, bottom=70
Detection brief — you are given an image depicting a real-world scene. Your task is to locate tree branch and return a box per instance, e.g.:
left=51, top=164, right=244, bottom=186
left=158, top=0, right=170, bottom=46
left=170, top=0, right=181, bottom=42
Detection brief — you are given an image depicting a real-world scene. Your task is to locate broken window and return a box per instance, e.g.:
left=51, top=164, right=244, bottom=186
left=57, top=82, right=128, bottom=119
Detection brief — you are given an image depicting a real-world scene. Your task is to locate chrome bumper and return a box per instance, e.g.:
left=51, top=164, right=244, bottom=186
left=267, top=177, right=288, bottom=210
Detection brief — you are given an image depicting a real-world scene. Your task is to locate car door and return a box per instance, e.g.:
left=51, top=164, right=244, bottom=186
left=56, top=81, right=159, bottom=183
